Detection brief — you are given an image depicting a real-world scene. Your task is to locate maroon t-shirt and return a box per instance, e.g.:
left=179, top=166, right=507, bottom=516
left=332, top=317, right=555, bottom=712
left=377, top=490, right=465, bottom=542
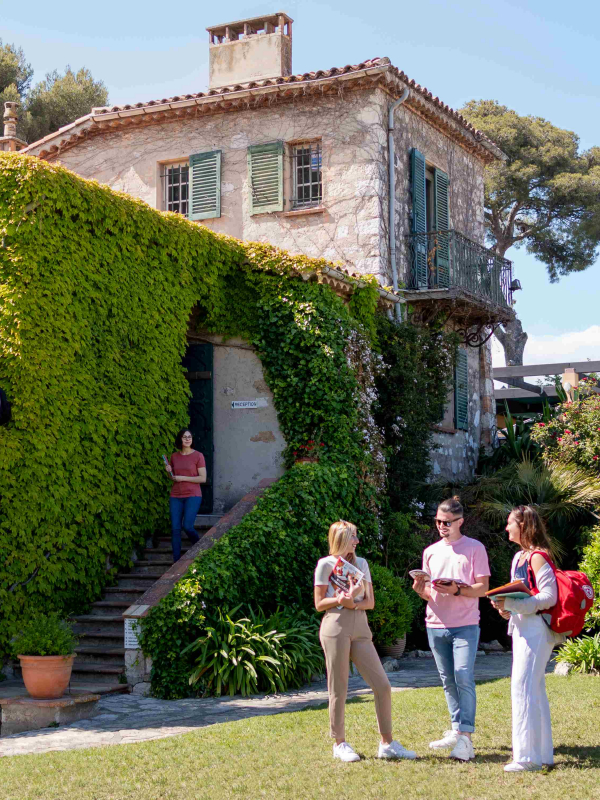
left=169, top=451, right=206, bottom=498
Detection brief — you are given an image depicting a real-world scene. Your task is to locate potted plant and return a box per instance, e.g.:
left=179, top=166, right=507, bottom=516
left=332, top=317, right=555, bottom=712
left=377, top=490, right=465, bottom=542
left=368, top=565, right=413, bottom=658
left=13, top=614, right=78, bottom=699
left=293, top=440, right=325, bottom=464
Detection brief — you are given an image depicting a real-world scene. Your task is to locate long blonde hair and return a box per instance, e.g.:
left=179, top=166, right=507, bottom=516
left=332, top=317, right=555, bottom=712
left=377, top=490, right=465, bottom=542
left=328, top=520, right=358, bottom=565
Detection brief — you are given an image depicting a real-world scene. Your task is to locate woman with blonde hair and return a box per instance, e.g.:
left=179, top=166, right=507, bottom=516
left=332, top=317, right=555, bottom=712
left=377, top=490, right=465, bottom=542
left=314, top=520, right=416, bottom=763
left=491, top=505, right=565, bottom=772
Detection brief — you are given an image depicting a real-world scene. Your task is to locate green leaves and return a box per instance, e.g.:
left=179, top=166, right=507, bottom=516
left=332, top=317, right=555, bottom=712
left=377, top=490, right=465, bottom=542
left=12, top=613, right=77, bottom=657
left=182, top=606, right=324, bottom=697
left=556, top=633, right=600, bottom=674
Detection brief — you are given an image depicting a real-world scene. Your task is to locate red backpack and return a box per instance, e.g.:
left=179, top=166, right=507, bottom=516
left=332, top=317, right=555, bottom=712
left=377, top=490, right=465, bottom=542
left=527, top=551, right=595, bottom=637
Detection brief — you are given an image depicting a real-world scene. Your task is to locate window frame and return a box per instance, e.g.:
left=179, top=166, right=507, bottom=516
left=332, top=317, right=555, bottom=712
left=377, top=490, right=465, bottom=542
left=159, top=161, right=190, bottom=216
left=290, top=141, right=323, bottom=210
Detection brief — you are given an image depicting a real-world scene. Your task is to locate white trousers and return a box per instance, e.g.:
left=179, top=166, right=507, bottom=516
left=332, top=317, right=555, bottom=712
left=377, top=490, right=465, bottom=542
left=511, top=613, right=556, bottom=765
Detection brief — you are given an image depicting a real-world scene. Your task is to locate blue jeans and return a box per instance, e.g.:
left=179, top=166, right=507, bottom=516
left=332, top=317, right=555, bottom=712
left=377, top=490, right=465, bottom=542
left=169, top=496, right=202, bottom=561
left=427, top=624, right=480, bottom=733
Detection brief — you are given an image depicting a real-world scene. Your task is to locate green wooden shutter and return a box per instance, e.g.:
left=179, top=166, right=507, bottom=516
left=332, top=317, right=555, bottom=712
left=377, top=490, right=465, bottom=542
left=454, top=348, right=469, bottom=431
left=410, top=148, right=428, bottom=288
left=433, top=168, right=450, bottom=288
left=247, top=142, right=284, bottom=214
left=189, top=150, right=221, bottom=220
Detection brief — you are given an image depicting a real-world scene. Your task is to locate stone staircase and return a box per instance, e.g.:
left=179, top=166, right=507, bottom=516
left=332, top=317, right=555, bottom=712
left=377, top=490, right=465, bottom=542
left=65, top=520, right=217, bottom=694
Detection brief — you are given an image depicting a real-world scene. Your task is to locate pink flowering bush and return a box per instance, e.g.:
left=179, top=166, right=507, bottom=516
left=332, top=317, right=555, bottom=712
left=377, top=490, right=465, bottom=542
left=532, top=393, right=600, bottom=473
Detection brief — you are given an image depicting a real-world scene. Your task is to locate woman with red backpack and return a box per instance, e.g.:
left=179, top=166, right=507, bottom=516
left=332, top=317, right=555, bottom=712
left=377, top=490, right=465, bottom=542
left=491, top=505, right=566, bottom=773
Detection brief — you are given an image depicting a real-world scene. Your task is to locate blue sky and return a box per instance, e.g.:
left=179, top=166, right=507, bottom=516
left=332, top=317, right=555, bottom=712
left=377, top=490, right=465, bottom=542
left=2, top=0, right=599, bottom=367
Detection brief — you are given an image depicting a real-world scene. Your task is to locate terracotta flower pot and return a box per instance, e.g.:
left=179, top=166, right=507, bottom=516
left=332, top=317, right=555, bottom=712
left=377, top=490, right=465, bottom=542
left=379, top=634, right=407, bottom=659
left=18, top=654, right=75, bottom=699
left=294, top=457, right=319, bottom=464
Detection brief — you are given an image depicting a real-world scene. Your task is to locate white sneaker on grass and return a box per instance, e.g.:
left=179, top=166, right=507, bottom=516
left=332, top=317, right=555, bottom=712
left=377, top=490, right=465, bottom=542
left=333, top=742, right=360, bottom=762
left=429, top=730, right=461, bottom=750
left=449, top=735, right=475, bottom=762
left=378, top=740, right=417, bottom=760
left=504, top=761, right=542, bottom=772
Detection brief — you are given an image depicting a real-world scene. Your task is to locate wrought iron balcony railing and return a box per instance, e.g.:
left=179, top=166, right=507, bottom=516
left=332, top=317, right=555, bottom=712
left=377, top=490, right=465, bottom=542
left=407, top=229, right=513, bottom=308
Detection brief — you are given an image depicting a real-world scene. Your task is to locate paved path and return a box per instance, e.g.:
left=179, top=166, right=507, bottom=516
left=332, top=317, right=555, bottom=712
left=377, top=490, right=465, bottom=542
left=0, top=655, right=515, bottom=758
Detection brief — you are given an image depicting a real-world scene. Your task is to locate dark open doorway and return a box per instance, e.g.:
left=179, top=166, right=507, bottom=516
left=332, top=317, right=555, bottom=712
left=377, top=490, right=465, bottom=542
left=183, top=342, right=214, bottom=513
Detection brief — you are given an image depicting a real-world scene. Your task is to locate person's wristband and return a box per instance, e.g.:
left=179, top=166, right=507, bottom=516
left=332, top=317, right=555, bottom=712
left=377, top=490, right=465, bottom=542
left=454, top=586, right=462, bottom=596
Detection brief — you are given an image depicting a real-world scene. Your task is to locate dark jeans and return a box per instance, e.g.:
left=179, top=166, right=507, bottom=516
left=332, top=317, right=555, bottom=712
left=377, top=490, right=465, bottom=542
left=169, top=496, right=201, bottom=561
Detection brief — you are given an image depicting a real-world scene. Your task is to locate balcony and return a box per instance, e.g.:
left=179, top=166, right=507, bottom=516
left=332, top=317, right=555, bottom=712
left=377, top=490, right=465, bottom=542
left=404, top=230, right=515, bottom=339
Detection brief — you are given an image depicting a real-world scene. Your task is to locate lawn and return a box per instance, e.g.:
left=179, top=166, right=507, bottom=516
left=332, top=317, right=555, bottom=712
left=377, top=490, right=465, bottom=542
left=1, top=675, right=599, bottom=800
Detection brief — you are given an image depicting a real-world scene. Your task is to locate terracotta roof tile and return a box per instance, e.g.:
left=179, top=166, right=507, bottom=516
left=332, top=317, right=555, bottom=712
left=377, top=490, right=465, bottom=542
left=89, top=57, right=492, bottom=147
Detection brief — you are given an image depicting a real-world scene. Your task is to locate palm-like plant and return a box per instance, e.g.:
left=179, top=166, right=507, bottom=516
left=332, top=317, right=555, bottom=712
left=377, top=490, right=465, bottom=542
left=471, top=457, right=600, bottom=567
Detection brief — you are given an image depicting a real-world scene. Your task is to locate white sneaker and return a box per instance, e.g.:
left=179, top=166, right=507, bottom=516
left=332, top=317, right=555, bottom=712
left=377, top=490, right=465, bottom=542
left=333, top=742, right=360, bottom=762
left=450, top=735, right=475, bottom=761
left=378, top=740, right=417, bottom=760
left=504, top=761, right=542, bottom=772
left=429, top=730, right=461, bottom=750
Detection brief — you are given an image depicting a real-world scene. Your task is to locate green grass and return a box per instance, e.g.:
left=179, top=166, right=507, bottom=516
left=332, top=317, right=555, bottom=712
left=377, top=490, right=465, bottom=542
left=1, top=676, right=600, bottom=800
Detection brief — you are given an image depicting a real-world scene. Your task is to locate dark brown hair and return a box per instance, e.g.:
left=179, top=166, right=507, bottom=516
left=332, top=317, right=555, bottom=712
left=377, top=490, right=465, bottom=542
left=438, top=495, right=464, bottom=517
left=174, top=428, right=193, bottom=450
left=511, top=505, right=555, bottom=556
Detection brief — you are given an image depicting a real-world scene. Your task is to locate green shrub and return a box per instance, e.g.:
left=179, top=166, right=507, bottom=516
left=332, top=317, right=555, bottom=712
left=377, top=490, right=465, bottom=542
left=580, top=524, right=600, bottom=631
left=182, top=605, right=324, bottom=697
left=368, top=565, right=413, bottom=648
left=12, top=614, right=77, bottom=657
left=556, top=633, right=600, bottom=674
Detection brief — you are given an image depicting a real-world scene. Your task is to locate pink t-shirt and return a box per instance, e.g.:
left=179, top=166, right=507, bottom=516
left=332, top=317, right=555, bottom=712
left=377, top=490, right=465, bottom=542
left=169, top=450, right=206, bottom=498
left=423, top=535, right=490, bottom=628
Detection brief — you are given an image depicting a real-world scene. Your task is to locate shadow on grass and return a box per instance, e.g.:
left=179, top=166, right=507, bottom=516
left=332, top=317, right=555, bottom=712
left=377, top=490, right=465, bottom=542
left=554, top=745, right=600, bottom=768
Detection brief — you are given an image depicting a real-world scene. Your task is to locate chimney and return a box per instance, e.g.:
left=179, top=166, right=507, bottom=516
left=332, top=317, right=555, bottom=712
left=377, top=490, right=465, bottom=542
left=1, top=102, right=27, bottom=152
left=206, top=12, right=293, bottom=90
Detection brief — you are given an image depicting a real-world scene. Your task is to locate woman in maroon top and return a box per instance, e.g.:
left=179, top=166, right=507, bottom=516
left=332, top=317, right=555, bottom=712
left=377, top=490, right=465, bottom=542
left=164, top=428, right=207, bottom=561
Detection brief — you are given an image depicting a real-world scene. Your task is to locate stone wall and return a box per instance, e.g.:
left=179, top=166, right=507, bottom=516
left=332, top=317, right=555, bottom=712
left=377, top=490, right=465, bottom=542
left=53, top=88, right=390, bottom=283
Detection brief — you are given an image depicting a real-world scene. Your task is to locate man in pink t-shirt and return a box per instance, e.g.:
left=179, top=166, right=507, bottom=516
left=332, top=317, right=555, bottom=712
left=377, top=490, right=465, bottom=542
left=412, top=497, right=490, bottom=762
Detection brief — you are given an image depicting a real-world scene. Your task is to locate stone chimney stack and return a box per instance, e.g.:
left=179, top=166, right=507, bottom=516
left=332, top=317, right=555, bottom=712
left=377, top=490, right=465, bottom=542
left=207, top=12, right=293, bottom=90
left=1, top=102, right=27, bottom=152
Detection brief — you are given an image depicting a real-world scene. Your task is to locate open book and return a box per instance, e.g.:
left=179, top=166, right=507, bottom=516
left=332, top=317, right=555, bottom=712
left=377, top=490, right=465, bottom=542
left=329, top=557, right=365, bottom=595
left=409, top=569, right=469, bottom=588
left=485, top=580, right=532, bottom=600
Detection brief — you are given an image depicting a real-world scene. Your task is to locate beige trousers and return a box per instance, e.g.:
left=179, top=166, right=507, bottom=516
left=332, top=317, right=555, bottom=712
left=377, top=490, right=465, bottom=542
left=319, top=607, right=392, bottom=741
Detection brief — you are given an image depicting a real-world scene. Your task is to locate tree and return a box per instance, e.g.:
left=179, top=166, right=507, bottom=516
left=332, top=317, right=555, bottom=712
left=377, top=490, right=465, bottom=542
left=0, top=40, right=107, bottom=145
left=460, top=100, right=600, bottom=366
left=22, top=67, right=108, bottom=143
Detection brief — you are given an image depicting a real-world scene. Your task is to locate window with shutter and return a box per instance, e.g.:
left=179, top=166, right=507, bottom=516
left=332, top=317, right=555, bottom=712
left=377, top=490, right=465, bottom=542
left=434, top=168, right=450, bottom=288
left=410, top=148, right=428, bottom=288
left=248, top=141, right=284, bottom=215
left=189, top=150, right=221, bottom=221
left=454, top=348, right=469, bottom=431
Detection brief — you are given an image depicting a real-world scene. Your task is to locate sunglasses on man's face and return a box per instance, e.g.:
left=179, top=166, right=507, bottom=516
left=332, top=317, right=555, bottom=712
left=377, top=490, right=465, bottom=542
left=435, top=518, right=462, bottom=528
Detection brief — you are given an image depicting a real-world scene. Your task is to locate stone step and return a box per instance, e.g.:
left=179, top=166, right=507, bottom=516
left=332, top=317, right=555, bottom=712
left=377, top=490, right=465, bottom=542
left=132, top=561, right=173, bottom=574
left=71, top=663, right=127, bottom=684
left=143, top=547, right=188, bottom=555
left=112, top=578, right=159, bottom=590
left=76, top=633, right=124, bottom=648
left=73, top=615, right=126, bottom=624
left=117, top=572, right=165, bottom=580
left=141, top=550, right=185, bottom=562
left=74, top=646, right=125, bottom=666
left=69, top=681, right=131, bottom=695
left=91, top=600, right=131, bottom=609
left=105, top=585, right=148, bottom=593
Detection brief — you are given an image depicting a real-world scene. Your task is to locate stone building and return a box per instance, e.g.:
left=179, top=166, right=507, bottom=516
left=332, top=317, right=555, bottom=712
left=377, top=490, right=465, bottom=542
left=21, top=11, right=515, bottom=496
